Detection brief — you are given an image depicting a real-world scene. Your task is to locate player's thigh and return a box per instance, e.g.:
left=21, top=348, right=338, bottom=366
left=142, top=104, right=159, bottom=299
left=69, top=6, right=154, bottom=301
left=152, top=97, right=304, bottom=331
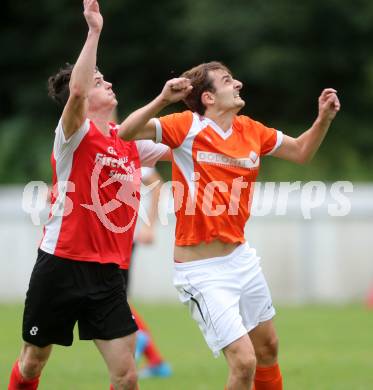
left=239, top=258, right=276, bottom=331
left=94, top=333, right=137, bottom=374
left=23, top=250, right=82, bottom=347
left=20, top=342, right=53, bottom=366
left=174, top=264, right=246, bottom=357
left=249, top=319, right=278, bottom=344
left=223, top=334, right=256, bottom=371
left=78, top=266, right=137, bottom=341
left=249, top=319, right=279, bottom=364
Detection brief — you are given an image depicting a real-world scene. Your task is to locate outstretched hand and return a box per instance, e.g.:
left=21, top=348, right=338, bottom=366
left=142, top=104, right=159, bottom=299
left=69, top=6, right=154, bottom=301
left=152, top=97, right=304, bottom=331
left=318, top=88, right=340, bottom=122
left=83, top=0, right=103, bottom=33
left=160, top=78, right=193, bottom=104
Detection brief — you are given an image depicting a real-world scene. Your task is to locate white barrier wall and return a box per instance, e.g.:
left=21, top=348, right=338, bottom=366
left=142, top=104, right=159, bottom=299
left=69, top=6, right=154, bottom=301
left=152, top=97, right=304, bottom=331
left=0, top=184, right=372, bottom=304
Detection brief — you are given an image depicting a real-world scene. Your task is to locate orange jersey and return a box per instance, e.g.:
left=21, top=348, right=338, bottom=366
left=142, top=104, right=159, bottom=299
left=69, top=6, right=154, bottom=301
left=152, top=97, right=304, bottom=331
left=154, top=111, right=283, bottom=246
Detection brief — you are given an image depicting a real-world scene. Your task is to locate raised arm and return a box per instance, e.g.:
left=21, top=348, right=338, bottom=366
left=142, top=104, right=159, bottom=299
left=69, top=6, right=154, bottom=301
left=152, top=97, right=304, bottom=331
left=61, top=0, right=103, bottom=140
left=118, top=78, right=192, bottom=141
left=272, top=88, right=341, bottom=164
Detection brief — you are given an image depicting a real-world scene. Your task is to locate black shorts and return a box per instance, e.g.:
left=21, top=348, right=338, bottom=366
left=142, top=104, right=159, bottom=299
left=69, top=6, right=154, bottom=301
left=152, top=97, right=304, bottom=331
left=22, top=249, right=138, bottom=347
left=121, top=269, right=129, bottom=290
left=121, top=242, right=137, bottom=292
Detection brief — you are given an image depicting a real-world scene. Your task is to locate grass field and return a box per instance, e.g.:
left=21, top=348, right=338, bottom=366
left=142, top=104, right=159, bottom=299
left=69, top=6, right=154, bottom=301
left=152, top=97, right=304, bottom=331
left=1, top=303, right=372, bottom=390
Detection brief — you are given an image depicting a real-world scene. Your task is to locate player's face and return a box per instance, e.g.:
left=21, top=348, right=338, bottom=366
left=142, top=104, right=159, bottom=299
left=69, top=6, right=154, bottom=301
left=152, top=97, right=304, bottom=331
left=88, top=71, right=118, bottom=111
left=208, top=69, right=245, bottom=112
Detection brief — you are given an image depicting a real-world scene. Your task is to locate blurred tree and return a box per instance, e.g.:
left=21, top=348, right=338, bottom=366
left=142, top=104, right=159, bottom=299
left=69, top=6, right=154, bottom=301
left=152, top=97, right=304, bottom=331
left=0, top=0, right=372, bottom=183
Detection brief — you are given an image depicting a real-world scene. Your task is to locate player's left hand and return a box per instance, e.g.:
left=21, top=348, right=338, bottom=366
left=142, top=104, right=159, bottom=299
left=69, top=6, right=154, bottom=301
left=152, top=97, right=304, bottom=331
left=160, top=77, right=193, bottom=104
left=318, top=88, right=341, bottom=122
left=83, top=0, right=103, bottom=34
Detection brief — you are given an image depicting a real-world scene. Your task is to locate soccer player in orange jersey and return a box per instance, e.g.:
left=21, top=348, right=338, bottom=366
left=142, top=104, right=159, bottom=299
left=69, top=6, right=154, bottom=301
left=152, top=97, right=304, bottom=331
left=119, top=62, right=340, bottom=390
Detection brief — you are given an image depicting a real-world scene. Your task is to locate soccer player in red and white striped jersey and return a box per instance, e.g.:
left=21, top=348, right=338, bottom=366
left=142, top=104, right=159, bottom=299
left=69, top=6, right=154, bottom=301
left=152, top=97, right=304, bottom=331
left=8, top=1, right=171, bottom=390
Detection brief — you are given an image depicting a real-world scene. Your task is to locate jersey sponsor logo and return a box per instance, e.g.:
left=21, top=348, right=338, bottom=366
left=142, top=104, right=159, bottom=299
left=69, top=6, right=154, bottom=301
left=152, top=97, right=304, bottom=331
left=249, top=151, right=258, bottom=163
left=196, top=151, right=260, bottom=169
left=109, top=171, right=134, bottom=182
left=95, top=153, right=136, bottom=183
left=107, top=146, right=118, bottom=156
left=95, top=153, right=129, bottom=170
left=81, top=161, right=145, bottom=233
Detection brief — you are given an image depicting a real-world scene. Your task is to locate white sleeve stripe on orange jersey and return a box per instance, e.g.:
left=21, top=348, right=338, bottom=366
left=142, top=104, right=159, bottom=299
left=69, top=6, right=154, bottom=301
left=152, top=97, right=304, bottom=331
left=153, top=118, right=162, bottom=143
left=172, top=114, right=203, bottom=199
left=264, top=130, right=284, bottom=156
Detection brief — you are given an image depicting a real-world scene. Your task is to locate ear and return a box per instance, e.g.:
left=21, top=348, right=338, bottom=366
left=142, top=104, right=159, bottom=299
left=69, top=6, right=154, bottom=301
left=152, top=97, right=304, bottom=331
left=201, top=91, right=215, bottom=107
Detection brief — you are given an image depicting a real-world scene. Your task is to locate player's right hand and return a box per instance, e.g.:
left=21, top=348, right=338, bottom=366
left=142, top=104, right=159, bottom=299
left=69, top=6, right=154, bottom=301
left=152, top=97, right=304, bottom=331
left=83, top=0, right=103, bottom=34
left=318, top=88, right=340, bottom=123
left=161, top=78, right=193, bottom=104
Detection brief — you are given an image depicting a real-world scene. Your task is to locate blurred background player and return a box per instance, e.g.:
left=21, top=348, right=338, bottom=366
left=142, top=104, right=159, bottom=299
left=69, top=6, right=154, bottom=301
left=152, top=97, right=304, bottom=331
left=366, top=282, right=373, bottom=308
left=109, top=107, right=173, bottom=379
left=128, top=167, right=172, bottom=379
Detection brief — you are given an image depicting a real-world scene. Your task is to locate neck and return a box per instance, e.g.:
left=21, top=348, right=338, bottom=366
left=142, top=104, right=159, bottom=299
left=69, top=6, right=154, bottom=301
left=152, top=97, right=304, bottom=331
left=88, top=111, right=111, bottom=136
left=204, top=110, right=236, bottom=132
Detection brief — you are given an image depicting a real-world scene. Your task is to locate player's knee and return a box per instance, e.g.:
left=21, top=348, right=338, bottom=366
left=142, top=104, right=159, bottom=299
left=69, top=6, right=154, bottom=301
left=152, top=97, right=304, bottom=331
left=111, top=367, right=138, bottom=390
left=256, top=335, right=279, bottom=365
left=232, top=354, right=256, bottom=381
left=20, top=355, right=44, bottom=379
left=123, top=370, right=138, bottom=390
left=20, top=345, right=50, bottom=379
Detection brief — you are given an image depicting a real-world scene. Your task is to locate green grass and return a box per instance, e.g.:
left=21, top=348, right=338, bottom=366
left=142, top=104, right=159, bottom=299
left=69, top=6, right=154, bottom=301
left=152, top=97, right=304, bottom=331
left=1, top=303, right=373, bottom=389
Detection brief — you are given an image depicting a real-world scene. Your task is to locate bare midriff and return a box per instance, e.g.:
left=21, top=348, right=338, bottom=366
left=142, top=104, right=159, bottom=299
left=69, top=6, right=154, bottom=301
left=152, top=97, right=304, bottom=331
left=174, top=240, right=241, bottom=262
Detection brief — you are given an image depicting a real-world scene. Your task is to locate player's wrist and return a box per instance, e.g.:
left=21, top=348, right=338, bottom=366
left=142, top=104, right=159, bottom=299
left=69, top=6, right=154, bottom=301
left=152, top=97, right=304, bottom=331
left=315, top=115, right=332, bottom=128
left=155, top=94, right=173, bottom=109
left=87, top=27, right=102, bottom=36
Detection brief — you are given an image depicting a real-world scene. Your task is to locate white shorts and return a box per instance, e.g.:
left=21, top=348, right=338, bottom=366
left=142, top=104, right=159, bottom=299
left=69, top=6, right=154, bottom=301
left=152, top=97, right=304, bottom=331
left=173, top=242, right=275, bottom=357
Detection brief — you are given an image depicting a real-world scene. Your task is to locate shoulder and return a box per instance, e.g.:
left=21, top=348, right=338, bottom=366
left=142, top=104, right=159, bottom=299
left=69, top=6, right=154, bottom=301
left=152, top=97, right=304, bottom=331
left=235, top=114, right=273, bottom=133
left=160, top=110, right=194, bottom=124
left=53, top=117, right=91, bottom=159
left=235, top=114, right=255, bottom=126
left=234, top=115, right=258, bottom=135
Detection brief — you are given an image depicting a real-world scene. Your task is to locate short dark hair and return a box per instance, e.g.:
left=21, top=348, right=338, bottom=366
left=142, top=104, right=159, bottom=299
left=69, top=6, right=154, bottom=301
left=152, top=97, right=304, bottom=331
left=180, top=61, right=231, bottom=115
left=47, top=63, right=75, bottom=107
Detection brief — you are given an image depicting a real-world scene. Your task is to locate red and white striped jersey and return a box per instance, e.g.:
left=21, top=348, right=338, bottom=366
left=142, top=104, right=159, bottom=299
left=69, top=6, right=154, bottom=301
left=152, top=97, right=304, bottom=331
left=40, top=119, right=168, bottom=269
